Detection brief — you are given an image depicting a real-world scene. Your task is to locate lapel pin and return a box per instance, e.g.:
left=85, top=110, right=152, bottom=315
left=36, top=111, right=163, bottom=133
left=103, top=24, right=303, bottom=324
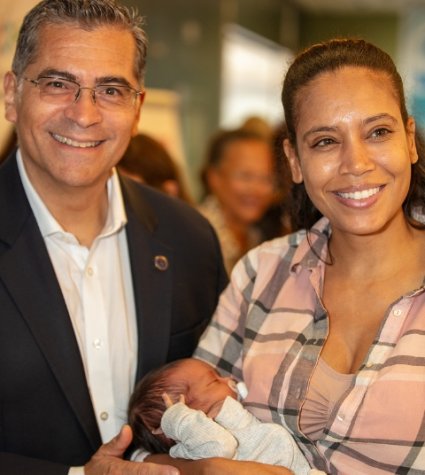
left=154, top=255, right=169, bottom=271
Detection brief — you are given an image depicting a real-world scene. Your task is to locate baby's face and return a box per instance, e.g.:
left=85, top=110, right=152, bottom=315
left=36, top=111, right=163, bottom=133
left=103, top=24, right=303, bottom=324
left=171, top=359, right=237, bottom=417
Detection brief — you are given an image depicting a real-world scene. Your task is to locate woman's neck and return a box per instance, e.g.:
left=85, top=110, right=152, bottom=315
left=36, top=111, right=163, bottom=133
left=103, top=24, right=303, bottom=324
left=327, top=215, right=424, bottom=279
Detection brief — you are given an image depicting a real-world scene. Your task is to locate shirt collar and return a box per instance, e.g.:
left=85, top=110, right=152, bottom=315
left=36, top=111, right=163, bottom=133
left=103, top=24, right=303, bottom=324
left=290, top=217, right=331, bottom=272
left=16, top=148, right=127, bottom=239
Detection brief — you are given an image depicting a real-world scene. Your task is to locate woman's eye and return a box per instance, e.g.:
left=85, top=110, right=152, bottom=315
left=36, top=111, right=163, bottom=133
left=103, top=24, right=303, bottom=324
left=371, top=128, right=391, bottom=139
left=313, top=137, right=336, bottom=148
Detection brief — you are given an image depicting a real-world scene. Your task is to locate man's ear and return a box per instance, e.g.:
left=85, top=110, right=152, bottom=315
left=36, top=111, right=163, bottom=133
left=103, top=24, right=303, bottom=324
left=131, top=90, right=145, bottom=137
left=4, top=71, right=18, bottom=124
left=284, top=138, right=303, bottom=184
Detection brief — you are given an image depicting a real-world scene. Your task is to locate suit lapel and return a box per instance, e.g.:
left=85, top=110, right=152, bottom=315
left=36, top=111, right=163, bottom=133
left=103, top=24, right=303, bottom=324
left=0, top=159, right=175, bottom=448
left=121, top=177, right=174, bottom=380
left=0, top=156, right=101, bottom=450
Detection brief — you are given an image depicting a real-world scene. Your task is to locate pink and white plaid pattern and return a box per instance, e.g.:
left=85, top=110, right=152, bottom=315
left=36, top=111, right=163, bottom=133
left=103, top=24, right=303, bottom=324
left=195, top=217, right=425, bottom=474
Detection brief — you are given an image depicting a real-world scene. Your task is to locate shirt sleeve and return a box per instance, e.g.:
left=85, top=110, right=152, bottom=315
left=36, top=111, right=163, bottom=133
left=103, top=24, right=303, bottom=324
left=161, top=402, right=237, bottom=459
left=130, top=448, right=151, bottom=461
left=68, top=467, right=85, bottom=475
left=216, top=397, right=314, bottom=475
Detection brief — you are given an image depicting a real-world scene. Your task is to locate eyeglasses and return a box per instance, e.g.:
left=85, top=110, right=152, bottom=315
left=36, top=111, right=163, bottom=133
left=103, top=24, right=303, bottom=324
left=224, top=171, right=276, bottom=189
left=23, top=76, right=143, bottom=109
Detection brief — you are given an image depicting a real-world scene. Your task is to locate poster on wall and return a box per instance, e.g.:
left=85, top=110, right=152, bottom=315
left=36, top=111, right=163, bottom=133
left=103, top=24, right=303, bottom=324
left=137, top=87, right=190, bottom=192
left=398, top=8, right=425, bottom=131
left=137, top=88, right=186, bottom=168
left=220, top=23, right=293, bottom=130
left=0, top=1, right=38, bottom=154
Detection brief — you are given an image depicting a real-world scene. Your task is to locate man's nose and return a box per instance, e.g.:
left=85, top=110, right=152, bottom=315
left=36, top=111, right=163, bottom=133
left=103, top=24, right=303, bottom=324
left=74, top=86, right=97, bottom=105
left=64, top=87, right=102, bottom=127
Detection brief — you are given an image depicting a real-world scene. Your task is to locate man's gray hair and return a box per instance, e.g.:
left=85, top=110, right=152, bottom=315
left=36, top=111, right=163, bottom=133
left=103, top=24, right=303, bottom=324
left=12, top=0, right=147, bottom=85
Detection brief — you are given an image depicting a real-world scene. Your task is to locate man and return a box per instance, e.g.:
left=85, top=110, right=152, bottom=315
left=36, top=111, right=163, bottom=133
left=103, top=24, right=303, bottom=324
left=0, top=1, right=227, bottom=474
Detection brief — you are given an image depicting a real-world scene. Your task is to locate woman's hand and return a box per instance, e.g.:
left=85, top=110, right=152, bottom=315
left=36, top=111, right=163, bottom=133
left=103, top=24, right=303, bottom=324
left=148, top=455, right=294, bottom=475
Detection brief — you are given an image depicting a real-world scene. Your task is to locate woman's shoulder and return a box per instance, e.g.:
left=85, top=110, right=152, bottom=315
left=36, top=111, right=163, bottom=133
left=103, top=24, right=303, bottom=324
left=248, top=228, right=308, bottom=262
left=232, top=218, right=330, bottom=282
left=227, top=229, right=304, bottom=285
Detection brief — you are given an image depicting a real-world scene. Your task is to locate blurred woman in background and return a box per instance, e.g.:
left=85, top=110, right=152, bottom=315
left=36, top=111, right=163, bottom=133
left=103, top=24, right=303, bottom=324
left=198, top=128, right=275, bottom=274
left=118, top=133, right=194, bottom=204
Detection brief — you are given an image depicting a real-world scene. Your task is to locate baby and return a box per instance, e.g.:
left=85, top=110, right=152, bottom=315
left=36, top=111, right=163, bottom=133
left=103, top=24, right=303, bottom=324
left=128, top=358, right=324, bottom=475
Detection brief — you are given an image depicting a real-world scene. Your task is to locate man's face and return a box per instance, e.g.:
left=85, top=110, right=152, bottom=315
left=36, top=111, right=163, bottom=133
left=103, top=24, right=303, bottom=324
left=4, top=23, right=142, bottom=197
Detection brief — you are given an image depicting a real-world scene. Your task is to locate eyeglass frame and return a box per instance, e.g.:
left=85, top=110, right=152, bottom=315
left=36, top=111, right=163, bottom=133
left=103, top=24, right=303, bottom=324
left=21, top=75, right=144, bottom=108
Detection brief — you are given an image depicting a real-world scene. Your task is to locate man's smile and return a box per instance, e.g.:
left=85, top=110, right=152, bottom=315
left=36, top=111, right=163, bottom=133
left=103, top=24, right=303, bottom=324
left=51, top=132, right=102, bottom=148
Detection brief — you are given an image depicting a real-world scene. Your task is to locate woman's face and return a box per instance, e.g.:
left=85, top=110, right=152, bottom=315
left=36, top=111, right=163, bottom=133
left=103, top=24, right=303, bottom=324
left=285, top=66, right=418, bottom=237
left=208, top=138, right=275, bottom=226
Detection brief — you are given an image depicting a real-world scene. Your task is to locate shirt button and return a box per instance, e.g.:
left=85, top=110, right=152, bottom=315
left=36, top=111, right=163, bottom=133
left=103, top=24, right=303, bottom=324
left=87, top=267, right=94, bottom=276
left=365, top=361, right=373, bottom=368
left=393, top=309, right=402, bottom=317
left=93, top=338, right=103, bottom=349
left=100, top=411, right=109, bottom=421
left=337, top=414, right=345, bottom=421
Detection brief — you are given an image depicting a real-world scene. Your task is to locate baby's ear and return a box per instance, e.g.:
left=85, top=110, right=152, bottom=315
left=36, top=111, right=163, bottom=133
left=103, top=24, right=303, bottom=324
left=151, top=427, right=164, bottom=435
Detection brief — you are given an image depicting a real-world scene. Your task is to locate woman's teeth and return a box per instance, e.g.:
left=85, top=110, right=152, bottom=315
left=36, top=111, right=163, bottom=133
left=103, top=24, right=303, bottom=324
left=337, top=187, right=380, bottom=200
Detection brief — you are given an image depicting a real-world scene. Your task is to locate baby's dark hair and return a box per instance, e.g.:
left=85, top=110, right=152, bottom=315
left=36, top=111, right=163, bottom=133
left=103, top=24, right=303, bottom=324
left=128, top=359, right=190, bottom=453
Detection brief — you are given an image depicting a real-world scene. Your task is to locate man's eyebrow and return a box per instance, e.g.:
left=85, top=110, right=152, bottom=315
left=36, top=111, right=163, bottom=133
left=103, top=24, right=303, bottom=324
left=96, top=76, right=133, bottom=88
left=35, top=70, right=135, bottom=88
left=37, top=69, right=77, bottom=81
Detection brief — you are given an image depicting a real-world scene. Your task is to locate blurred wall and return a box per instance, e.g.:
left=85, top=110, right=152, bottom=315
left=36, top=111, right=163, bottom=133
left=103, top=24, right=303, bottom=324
left=122, top=0, right=402, bottom=198
left=0, top=0, right=39, bottom=156
left=122, top=0, right=298, bottom=196
left=0, top=1, right=400, bottom=196
left=299, top=12, right=399, bottom=57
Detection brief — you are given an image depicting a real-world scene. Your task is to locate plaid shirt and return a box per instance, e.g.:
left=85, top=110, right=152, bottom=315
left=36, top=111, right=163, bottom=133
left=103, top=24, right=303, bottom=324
left=194, top=217, right=425, bottom=474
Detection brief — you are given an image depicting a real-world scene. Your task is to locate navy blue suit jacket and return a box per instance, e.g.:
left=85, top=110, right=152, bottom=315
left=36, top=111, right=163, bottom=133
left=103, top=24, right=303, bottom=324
left=0, top=153, right=228, bottom=474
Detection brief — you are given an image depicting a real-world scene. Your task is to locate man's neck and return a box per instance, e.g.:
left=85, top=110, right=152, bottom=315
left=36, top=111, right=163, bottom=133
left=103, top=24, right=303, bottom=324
left=16, top=151, right=113, bottom=248
left=43, top=185, right=109, bottom=248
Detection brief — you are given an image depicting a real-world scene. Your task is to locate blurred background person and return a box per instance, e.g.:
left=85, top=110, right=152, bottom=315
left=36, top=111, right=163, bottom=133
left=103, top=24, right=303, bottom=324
left=198, top=128, right=275, bottom=274
left=255, top=122, right=294, bottom=240
left=240, top=115, right=274, bottom=142
left=240, top=117, right=294, bottom=239
left=118, top=132, right=194, bottom=204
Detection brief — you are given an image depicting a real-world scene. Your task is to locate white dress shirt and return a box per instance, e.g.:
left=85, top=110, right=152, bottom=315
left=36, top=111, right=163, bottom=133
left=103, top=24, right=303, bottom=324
left=16, top=151, right=138, bottom=473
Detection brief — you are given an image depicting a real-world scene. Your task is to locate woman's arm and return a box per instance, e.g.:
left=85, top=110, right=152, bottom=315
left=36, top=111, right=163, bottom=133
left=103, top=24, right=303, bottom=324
left=148, top=455, right=294, bottom=475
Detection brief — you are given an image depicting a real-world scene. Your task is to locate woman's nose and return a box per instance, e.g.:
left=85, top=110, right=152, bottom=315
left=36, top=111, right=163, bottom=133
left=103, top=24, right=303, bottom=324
left=340, top=138, right=374, bottom=175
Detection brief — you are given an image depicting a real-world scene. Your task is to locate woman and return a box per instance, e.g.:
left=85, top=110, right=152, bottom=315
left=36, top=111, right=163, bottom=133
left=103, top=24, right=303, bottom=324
left=198, top=128, right=276, bottom=274
left=118, top=133, right=194, bottom=204
left=189, top=38, right=425, bottom=474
